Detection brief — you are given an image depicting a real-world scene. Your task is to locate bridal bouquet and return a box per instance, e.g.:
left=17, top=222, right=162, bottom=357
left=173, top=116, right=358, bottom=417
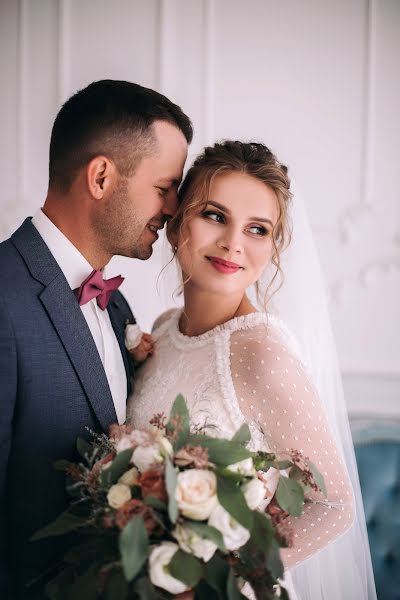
left=33, top=396, right=325, bottom=600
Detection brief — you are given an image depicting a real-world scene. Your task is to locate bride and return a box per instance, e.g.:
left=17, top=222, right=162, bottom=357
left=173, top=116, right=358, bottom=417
left=127, top=140, right=376, bottom=599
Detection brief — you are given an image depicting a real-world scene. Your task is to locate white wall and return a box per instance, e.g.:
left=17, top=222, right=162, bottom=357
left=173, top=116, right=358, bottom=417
left=1, top=0, right=399, bottom=418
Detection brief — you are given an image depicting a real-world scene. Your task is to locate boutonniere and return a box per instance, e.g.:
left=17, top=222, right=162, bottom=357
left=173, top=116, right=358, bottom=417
left=124, top=320, right=154, bottom=364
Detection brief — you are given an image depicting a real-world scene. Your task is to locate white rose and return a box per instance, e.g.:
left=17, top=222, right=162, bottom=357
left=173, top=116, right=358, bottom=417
left=149, top=542, right=190, bottom=594
left=208, top=504, right=250, bottom=550
left=175, top=469, right=218, bottom=521
left=158, top=436, right=174, bottom=459
left=258, top=467, right=280, bottom=510
left=118, top=467, right=139, bottom=486
left=125, top=324, right=143, bottom=350
left=130, top=429, right=155, bottom=447
left=107, top=483, right=131, bottom=509
left=173, top=523, right=217, bottom=562
left=241, top=477, right=267, bottom=510
left=226, top=458, right=255, bottom=476
left=115, top=435, right=134, bottom=455
left=131, top=443, right=163, bottom=472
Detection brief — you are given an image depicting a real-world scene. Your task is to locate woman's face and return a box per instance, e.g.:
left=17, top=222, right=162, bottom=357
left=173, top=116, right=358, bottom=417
left=177, top=171, right=279, bottom=297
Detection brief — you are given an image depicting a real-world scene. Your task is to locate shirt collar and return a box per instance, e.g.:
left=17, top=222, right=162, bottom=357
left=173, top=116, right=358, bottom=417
left=31, top=208, right=97, bottom=290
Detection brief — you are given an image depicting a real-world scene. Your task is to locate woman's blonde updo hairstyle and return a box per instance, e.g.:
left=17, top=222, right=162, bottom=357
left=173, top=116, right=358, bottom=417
left=167, top=140, right=293, bottom=299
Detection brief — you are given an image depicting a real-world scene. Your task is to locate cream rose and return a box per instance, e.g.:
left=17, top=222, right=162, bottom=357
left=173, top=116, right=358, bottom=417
left=258, top=467, right=280, bottom=510
left=131, top=443, right=163, bottom=472
left=226, top=458, right=255, bottom=476
left=208, top=504, right=250, bottom=550
left=158, top=436, right=174, bottom=459
left=241, top=477, right=266, bottom=510
left=115, top=435, right=134, bottom=455
left=173, top=523, right=217, bottom=562
left=124, top=323, right=143, bottom=350
left=107, top=483, right=131, bottom=509
left=175, top=469, right=218, bottom=520
left=118, top=467, right=139, bottom=486
left=149, top=542, right=190, bottom=594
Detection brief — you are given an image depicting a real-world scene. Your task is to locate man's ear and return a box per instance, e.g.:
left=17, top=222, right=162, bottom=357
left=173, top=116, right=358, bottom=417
left=86, top=156, right=116, bottom=199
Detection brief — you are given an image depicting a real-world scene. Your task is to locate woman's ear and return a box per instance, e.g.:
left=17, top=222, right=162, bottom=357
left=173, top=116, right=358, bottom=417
left=86, top=156, right=117, bottom=199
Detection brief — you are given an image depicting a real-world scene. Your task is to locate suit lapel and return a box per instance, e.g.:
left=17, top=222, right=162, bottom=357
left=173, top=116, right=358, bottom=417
left=11, top=219, right=117, bottom=431
left=107, top=298, right=132, bottom=395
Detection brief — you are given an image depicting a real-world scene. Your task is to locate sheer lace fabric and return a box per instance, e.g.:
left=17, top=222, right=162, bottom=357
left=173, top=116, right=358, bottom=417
left=127, top=308, right=355, bottom=574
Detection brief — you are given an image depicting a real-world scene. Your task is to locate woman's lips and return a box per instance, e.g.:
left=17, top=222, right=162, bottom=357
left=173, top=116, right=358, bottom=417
left=206, top=256, right=242, bottom=274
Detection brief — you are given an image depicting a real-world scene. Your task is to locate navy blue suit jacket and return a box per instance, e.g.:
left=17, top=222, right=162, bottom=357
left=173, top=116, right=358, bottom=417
left=0, top=219, right=135, bottom=599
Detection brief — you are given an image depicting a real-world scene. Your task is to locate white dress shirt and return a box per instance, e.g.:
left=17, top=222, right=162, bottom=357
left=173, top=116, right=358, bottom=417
left=32, top=209, right=127, bottom=424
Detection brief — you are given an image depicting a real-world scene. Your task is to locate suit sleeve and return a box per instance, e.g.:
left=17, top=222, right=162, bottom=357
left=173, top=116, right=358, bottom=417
left=0, top=293, right=17, bottom=594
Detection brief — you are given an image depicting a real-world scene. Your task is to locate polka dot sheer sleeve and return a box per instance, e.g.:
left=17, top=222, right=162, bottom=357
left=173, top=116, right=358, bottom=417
left=229, top=322, right=355, bottom=568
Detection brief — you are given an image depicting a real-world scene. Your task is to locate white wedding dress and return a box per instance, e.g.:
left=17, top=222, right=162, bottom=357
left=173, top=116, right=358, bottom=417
left=127, top=307, right=355, bottom=600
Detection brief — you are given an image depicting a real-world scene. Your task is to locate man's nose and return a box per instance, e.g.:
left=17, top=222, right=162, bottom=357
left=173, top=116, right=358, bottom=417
left=161, top=189, right=178, bottom=219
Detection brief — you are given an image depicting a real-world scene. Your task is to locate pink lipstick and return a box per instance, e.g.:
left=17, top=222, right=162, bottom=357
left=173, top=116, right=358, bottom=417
left=206, top=256, right=242, bottom=274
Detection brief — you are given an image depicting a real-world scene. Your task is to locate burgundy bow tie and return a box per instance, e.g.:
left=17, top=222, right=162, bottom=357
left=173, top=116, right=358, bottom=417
left=75, top=269, right=124, bottom=310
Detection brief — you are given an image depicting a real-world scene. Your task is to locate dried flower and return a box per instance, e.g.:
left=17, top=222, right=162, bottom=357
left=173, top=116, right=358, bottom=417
left=139, top=467, right=167, bottom=502
left=149, top=412, right=167, bottom=430
left=174, top=445, right=210, bottom=469
left=114, top=499, right=158, bottom=534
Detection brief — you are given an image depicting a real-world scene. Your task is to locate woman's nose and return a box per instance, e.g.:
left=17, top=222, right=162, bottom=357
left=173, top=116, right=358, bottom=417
left=216, top=228, right=243, bottom=254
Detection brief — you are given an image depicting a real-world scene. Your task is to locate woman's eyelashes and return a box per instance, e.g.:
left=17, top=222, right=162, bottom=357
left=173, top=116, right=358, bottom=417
left=201, top=210, right=269, bottom=237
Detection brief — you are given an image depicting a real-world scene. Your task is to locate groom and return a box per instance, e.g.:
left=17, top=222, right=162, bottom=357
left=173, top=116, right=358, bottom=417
left=0, top=79, right=192, bottom=599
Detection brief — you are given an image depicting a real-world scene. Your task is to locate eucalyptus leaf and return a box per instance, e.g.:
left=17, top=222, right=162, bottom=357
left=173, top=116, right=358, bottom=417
left=65, top=563, right=99, bottom=600
left=204, top=554, right=230, bottom=596
left=308, top=461, right=327, bottom=496
left=231, top=423, right=251, bottom=446
left=250, top=510, right=274, bottom=553
left=186, top=520, right=226, bottom=552
left=168, top=549, right=204, bottom=587
left=144, top=495, right=168, bottom=512
left=227, top=568, right=242, bottom=600
left=133, top=576, right=159, bottom=600
left=276, top=476, right=304, bottom=516
left=45, top=567, right=75, bottom=600
left=31, top=511, right=86, bottom=541
left=76, top=437, right=93, bottom=460
left=188, top=435, right=252, bottom=466
left=119, top=516, right=149, bottom=582
left=217, top=476, right=253, bottom=531
left=166, top=394, right=190, bottom=449
left=100, top=448, right=133, bottom=487
left=104, top=568, right=128, bottom=600
left=266, top=539, right=284, bottom=580
left=165, top=459, right=178, bottom=523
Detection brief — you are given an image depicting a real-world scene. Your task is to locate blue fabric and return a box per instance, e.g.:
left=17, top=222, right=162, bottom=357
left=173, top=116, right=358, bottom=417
left=0, top=219, right=135, bottom=599
left=354, top=427, right=400, bottom=600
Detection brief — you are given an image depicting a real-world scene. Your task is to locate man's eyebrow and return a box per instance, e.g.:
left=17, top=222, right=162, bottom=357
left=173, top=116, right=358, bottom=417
left=157, top=177, right=180, bottom=186
left=206, top=200, right=274, bottom=226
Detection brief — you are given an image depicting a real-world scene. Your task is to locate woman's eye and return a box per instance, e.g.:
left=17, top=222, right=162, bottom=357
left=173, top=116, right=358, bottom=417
left=247, top=224, right=268, bottom=236
left=202, top=210, right=224, bottom=223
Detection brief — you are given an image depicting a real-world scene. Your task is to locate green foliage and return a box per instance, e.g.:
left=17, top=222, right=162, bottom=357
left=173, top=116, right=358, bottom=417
left=100, top=448, right=133, bottom=487
left=30, top=511, right=86, bottom=541
left=76, top=437, right=93, bottom=460
left=165, top=459, right=178, bottom=523
left=231, top=423, right=251, bottom=446
left=217, top=476, right=253, bottom=531
left=188, top=435, right=252, bottom=466
left=119, top=516, right=149, bottom=582
left=166, top=394, right=190, bottom=450
left=186, top=520, right=226, bottom=552
left=308, top=460, right=327, bottom=496
left=276, top=476, right=304, bottom=516
left=104, top=568, right=128, bottom=600
left=169, top=549, right=204, bottom=587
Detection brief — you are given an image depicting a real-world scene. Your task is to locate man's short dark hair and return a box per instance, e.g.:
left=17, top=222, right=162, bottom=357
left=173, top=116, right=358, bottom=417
left=49, top=79, right=193, bottom=191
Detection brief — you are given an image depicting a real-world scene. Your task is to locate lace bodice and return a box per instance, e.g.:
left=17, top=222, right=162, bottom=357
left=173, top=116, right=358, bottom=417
left=127, top=308, right=354, bottom=570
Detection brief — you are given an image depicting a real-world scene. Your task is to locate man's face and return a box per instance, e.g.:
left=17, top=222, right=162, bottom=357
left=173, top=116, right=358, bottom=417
left=99, top=120, right=188, bottom=260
